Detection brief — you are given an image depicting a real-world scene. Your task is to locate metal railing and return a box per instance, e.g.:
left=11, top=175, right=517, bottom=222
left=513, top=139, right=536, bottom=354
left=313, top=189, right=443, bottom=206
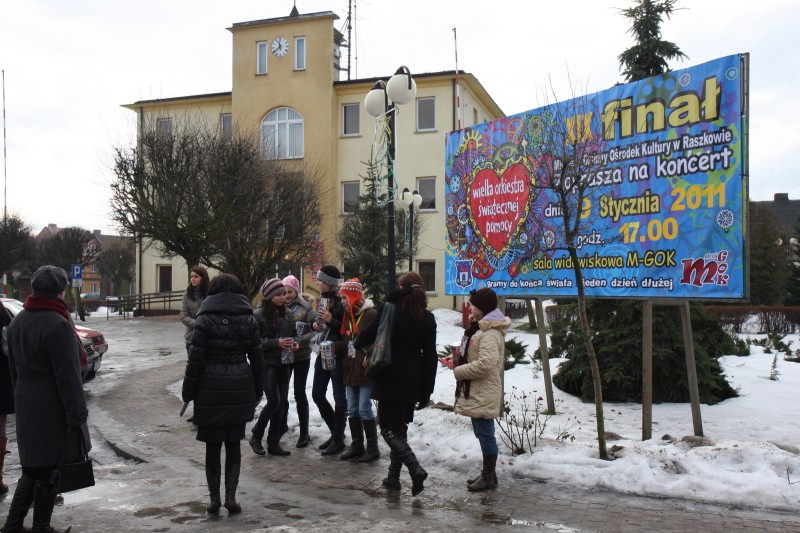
left=105, top=291, right=184, bottom=319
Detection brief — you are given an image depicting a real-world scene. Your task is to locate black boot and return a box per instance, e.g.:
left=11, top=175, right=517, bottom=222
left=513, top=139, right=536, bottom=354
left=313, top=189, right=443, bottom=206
left=467, top=454, right=498, bottom=492
left=266, top=437, right=291, bottom=457
left=248, top=429, right=266, bottom=456
left=320, top=407, right=347, bottom=456
left=0, top=473, right=35, bottom=532
left=31, top=480, right=71, bottom=533
left=205, top=465, right=221, bottom=514
left=382, top=429, right=427, bottom=496
left=339, top=417, right=365, bottom=460
left=295, top=403, right=310, bottom=448
left=223, top=463, right=241, bottom=514
left=317, top=407, right=335, bottom=450
left=357, top=419, right=380, bottom=463
left=381, top=450, right=402, bottom=491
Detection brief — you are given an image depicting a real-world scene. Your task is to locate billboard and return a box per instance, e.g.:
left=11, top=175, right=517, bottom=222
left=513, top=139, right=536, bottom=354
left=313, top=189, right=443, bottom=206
left=444, top=54, right=748, bottom=299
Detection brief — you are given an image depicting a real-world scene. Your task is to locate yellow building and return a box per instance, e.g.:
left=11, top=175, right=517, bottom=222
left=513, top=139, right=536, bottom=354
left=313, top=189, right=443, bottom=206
left=124, top=8, right=502, bottom=309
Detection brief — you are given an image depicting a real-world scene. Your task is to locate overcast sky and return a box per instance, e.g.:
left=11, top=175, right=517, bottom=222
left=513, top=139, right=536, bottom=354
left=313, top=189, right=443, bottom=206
left=1, top=0, right=797, bottom=235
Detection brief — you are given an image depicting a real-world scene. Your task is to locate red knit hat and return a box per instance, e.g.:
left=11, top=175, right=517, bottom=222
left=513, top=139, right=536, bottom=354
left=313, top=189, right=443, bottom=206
left=338, top=278, right=364, bottom=311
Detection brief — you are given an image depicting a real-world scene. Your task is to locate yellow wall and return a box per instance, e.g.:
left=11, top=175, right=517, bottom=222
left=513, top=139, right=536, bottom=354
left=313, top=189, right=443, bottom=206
left=127, top=12, right=504, bottom=310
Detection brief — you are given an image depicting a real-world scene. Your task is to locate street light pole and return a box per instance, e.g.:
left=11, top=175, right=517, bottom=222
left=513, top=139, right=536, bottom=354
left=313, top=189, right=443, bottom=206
left=401, top=188, right=423, bottom=272
left=365, top=66, right=416, bottom=295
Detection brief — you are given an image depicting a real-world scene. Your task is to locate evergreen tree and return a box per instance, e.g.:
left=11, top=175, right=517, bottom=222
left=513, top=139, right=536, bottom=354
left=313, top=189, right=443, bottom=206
left=338, top=155, right=417, bottom=303
left=748, top=203, right=790, bottom=305
left=618, top=0, right=688, bottom=83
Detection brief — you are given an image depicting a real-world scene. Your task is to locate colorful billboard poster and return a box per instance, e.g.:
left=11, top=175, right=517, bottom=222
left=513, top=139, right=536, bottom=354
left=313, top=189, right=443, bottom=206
left=445, top=54, right=748, bottom=299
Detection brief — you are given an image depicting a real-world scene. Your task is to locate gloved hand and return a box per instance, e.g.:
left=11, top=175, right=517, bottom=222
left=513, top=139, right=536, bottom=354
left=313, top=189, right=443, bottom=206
left=416, top=397, right=431, bottom=411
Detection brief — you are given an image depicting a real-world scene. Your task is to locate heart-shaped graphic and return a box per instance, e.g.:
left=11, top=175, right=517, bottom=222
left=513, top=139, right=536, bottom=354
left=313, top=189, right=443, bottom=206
left=467, top=162, right=531, bottom=258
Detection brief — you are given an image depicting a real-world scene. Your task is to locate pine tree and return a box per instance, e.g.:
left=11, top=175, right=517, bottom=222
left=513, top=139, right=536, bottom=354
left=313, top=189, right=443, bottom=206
left=618, top=0, right=688, bottom=83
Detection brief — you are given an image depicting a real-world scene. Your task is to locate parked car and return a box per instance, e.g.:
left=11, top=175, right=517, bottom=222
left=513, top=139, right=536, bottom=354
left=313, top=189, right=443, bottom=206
left=1, top=297, right=107, bottom=382
left=80, top=292, right=101, bottom=300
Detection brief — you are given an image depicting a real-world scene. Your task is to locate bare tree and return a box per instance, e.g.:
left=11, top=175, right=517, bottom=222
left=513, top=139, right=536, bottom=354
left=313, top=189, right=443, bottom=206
left=524, top=86, right=616, bottom=460
left=110, top=116, right=325, bottom=297
left=97, top=241, right=135, bottom=296
left=37, top=227, right=102, bottom=275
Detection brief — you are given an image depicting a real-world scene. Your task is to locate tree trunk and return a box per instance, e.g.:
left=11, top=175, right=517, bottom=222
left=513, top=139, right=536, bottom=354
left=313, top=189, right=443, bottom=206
left=570, top=247, right=608, bottom=460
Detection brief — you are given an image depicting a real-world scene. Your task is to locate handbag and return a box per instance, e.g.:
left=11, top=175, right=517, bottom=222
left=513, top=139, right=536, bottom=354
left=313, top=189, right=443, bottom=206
left=364, top=302, right=395, bottom=379
left=50, top=429, right=95, bottom=493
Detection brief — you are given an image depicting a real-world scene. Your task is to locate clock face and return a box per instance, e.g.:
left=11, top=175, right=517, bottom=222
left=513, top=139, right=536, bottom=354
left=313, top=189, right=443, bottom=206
left=272, top=37, right=289, bottom=57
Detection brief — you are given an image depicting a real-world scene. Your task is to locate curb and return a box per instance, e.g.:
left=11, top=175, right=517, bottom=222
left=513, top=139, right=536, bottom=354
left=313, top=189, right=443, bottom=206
left=92, top=425, right=149, bottom=464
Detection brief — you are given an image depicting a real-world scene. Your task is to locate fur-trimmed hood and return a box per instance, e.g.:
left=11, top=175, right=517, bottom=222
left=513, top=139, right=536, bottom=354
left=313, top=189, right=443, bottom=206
left=479, top=308, right=512, bottom=333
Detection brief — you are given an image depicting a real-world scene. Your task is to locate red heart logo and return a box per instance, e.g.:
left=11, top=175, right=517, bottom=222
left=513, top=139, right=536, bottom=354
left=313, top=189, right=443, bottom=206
left=468, top=162, right=531, bottom=257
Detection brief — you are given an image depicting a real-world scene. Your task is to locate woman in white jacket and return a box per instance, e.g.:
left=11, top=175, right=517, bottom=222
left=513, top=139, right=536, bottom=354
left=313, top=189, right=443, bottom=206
left=450, top=288, right=510, bottom=492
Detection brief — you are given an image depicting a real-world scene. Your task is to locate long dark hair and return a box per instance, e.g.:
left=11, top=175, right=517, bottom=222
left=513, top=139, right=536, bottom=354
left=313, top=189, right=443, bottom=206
left=207, top=273, right=245, bottom=296
left=186, top=266, right=210, bottom=300
left=398, top=272, right=427, bottom=321
left=260, top=291, right=286, bottom=332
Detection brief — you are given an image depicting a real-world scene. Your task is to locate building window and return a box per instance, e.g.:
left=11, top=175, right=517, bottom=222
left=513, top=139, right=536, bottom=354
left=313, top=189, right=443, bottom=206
left=417, top=97, right=435, bottom=131
left=294, top=37, right=306, bottom=70
left=156, top=118, right=172, bottom=139
left=342, top=103, right=360, bottom=136
left=220, top=113, right=232, bottom=142
left=418, top=260, right=436, bottom=292
left=417, top=177, right=436, bottom=210
left=342, top=181, right=360, bottom=214
left=261, top=107, right=304, bottom=159
left=157, top=265, right=172, bottom=293
left=473, top=107, right=478, bottom=126
left=257, top=41, right=268, bottom=74
left=90, top=283, right=98, bottom=293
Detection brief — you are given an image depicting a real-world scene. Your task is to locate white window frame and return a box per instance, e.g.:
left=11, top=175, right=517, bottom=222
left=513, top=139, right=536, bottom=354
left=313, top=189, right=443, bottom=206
left=294, top=36, right=306, bottom=70
left=257, top=41, right=268, bottom=75
left=342, top=181, right=360, bottom=214
left=416, top=176, right=436, bottom=210
left=261, top=107, right=304, bottom=160
left=418, top=260, right=436, bottom=292
left=220, top=113, right=232, bottom=142
left=416, top=97, right=436, bottom=131
left=342, top=103, right=360, bottom=136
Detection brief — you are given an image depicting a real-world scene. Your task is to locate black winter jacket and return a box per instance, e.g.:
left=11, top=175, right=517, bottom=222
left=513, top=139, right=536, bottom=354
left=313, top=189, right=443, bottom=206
left=182, top=292, right=264, bottom=427
left=353, top=288, right=437, bottom=405
left=8, top=299, right=90, bottom=466
left=254, top=305, right=295, bottom=367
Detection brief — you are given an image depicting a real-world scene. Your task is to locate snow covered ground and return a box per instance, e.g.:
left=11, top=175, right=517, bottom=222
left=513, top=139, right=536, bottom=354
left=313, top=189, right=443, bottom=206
left=89, top=306, right=800, bottom=513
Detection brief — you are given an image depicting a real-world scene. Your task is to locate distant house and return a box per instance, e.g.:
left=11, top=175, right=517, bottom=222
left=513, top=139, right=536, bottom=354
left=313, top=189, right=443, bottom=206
left=34, top=224, right=135, bottom=297
left=750, top=193, right=800, bottom=236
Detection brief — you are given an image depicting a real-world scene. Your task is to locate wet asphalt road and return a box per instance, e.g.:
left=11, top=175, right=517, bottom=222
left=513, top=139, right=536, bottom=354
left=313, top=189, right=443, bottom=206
left=1, top=315, right=799, bottom=532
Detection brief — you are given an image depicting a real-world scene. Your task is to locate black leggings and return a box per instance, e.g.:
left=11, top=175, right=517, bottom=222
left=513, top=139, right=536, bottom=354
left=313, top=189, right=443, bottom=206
left=205, top=441, right=241, bottom=470
left=21, top=465, right=57, bottom=483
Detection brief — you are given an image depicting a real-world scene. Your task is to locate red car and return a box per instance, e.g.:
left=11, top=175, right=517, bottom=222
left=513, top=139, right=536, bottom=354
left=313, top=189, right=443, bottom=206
left=1, top=297, right=108, bottom=382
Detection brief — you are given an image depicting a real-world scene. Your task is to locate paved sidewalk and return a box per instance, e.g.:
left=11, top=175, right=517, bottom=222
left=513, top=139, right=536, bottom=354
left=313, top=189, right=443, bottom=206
left=2, top=317, right=799, bottom=531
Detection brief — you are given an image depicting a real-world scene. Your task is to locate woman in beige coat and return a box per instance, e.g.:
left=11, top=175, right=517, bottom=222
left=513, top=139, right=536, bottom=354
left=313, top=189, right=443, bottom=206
left=450, top=288, right=510, bottom=492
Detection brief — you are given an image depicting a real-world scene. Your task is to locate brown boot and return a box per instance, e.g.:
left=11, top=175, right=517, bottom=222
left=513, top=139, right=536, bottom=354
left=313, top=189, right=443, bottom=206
left=0, top=437, right=8, bottom=494
left=467, top=454, right=498, bottom=492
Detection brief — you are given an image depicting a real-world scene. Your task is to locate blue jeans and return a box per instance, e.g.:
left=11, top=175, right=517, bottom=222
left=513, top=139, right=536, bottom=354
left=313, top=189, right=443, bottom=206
left=345, top=384, right=375, bottom=420
left=471, top=417, right=498, bottom=456
left=312, top=355, right=346, bottom=423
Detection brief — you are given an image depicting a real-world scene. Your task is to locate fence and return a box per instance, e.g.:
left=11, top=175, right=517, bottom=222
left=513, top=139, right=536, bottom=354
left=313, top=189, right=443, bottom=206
left=105, top=291, right=184, bottom=319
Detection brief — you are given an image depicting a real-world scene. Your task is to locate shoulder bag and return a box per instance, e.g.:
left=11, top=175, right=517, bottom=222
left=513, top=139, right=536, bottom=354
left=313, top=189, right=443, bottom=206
left=364, top=302, right=395, bottom=379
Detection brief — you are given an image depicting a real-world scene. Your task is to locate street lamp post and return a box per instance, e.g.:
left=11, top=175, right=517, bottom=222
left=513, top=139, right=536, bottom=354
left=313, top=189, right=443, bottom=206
left=365, top=66, right=416, bottom=295
left=401, top=187, right=423, bottom=272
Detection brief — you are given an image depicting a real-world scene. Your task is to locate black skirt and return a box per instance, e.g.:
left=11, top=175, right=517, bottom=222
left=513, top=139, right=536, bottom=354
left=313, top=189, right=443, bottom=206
left=196, top=423, right=245, bottom=443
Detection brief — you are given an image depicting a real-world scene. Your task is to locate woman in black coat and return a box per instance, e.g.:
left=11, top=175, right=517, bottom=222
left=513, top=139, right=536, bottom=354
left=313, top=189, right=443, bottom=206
left=353, top=271, right=437, bottom=497
left=2, top=265, right=88, bottom=533
left=182, top=274, right=264, bottom=515
left=0, top=301, right=14, bottom=494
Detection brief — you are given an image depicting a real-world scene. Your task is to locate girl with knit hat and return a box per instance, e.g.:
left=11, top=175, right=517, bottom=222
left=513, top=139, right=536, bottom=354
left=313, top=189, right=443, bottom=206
left=337, top=279, right=380, bottom=462
left=446, top=287, right=511, bottom=492
left=249, top=278, right=297, bottom=457
left=310, top=265, right=348, bottom=456
left=278, top=274, right=316, bottom=448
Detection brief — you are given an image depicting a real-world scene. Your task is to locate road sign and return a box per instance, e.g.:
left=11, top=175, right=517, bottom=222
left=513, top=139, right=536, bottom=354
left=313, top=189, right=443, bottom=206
left=72, top=264, right=83, bottom=279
